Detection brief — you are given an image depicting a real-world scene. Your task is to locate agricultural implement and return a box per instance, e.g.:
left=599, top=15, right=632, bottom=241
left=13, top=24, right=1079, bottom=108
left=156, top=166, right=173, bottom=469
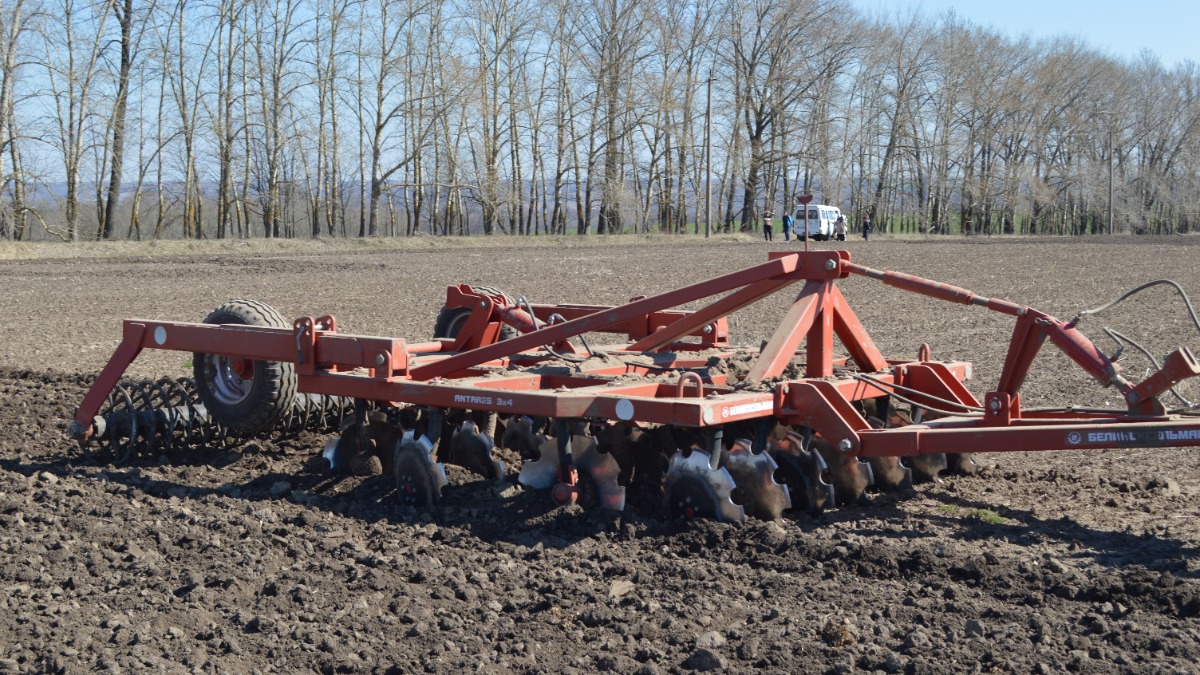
left=71, top=249, right=1200, bottom=521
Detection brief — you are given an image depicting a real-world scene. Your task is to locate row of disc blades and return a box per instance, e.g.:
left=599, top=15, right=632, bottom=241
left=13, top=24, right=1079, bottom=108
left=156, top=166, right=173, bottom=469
left=321, top=408, right=977, bottom=522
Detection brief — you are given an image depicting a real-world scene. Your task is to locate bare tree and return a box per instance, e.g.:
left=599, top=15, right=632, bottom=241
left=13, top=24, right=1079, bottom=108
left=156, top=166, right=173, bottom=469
left=207, top=0, right=249, bottom=239
left=4, top=0, right=1199, bottom=242
left=362, top=0, right=437, bottom=237
left=725, top=0, right=851, bottom=231
left=304, top=0, right=358, bottom=237
left=0, top=0, right=42, bottom=240
left=861, top=11, right=936, bottom=232
left=578, top=0, right=647, bottom=234
left=249, top=0, right=308, bottom=237
left=42, top=0, right=117, bottom=240
left=95, top=0, right=144, bottom=239
left=461, top=0, right=533, bottom=234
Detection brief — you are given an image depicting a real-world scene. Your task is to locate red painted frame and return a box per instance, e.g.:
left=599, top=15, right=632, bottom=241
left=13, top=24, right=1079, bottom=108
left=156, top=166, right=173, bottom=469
left=72, top=251, right=1200, bottom=461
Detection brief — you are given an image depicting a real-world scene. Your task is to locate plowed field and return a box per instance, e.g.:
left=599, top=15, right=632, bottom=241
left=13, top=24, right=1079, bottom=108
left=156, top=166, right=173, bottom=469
left=2, top=236, right=1198, bottom=674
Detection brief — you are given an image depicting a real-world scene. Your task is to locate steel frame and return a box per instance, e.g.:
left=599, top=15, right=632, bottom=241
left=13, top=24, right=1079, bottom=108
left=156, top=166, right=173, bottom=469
left=72, top=250, right=1200, bottom=461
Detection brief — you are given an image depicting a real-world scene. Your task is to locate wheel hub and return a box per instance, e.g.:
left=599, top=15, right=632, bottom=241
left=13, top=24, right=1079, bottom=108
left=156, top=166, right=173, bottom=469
left=203, top=354, right=255, bottom=406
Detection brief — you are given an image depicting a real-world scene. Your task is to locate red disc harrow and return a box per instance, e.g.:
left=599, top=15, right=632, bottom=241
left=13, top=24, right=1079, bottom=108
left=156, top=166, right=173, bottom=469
left=71, top=250, right=1200, bottom=521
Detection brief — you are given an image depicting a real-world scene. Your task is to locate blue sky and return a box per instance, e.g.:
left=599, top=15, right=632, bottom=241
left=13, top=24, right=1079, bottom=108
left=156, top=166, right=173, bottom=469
left=848, top=0, right=1198, bottom=69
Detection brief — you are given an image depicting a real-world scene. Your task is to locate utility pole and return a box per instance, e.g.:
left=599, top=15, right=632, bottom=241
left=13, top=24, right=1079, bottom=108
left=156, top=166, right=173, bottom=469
left=705, top=70, right=713, bottom=239
left=1099, top=110, right=1114, bottom=235
left=1107, top=123, right=1114, bottom=236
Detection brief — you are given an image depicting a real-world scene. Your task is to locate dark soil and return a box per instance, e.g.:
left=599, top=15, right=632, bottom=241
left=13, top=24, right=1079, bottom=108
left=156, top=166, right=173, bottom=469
left=2, top=236, right=1199, bottom=674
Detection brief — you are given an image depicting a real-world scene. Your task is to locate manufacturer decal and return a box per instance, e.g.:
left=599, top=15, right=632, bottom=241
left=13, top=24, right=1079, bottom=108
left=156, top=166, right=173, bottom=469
left=721, top=401, right=774, bottom=419
left=453, top=394, right=513, bottom=407
left=1067, top=427, right=1200, bottom=448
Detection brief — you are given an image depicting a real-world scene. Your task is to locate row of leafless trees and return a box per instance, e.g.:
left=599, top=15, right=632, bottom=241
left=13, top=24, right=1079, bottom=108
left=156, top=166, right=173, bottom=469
left=2, top=0, right=1198, bottom=241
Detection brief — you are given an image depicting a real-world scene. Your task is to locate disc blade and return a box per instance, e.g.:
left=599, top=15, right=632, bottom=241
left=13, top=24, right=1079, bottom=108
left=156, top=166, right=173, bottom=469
left=769, top=433, right=834, bottom=515
left=907, top=453, right=948, bottom=483
left=518, top=436, right=561, bottom=489
left=447, top=420, right=505, bottom=480
left=393, top=432, right=447, bottom=507
left=577, top=435, right=626, bottom=511
left=321, top=426, right=361, bottom=472
left=813, top=439, right=873, bottom=506
left=501, top=415, right=542, bottom=460
left=363, top=416, right=405, bottom=476
left=946, top=452, right=980, bottom=476
left=664, top=450, right=745, bottom=523
left=867, top=456, right=914, bottom=491
left=724, top=440, right=791, bottom=521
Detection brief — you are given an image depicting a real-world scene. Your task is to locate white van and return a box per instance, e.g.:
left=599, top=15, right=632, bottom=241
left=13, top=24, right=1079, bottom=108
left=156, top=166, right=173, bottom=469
left=791, top=204, right=844, bottom=241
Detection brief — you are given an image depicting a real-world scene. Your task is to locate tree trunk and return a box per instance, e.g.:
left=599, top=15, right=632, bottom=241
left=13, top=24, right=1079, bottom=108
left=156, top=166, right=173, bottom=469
left=99, top=0, right=133, bottom=240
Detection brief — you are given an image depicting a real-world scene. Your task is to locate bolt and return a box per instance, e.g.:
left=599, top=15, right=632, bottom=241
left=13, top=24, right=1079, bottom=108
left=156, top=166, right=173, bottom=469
left=1126, top=391, right=1139, bottom=403
left=375, top=354, right=386, bottom=366
left=989, top=399, right=1000, bottom=411
left=837, top=439, right=853, bottom=453
left=480, top=301, right=487, bottom=308
left=703, top=325, right=713, bottom=334
left=824, top=259, right=837, bottom=270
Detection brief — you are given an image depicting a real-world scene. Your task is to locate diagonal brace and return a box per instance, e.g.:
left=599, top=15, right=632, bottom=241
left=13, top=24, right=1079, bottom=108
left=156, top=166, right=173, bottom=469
left=410, top=255, right=800, bottom=380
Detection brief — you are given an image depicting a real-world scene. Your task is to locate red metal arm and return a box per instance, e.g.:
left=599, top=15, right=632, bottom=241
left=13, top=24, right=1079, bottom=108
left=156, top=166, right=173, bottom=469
left=444, top=285, right=730, bottom=346
left=70, top=322, right=147, bottom=441
left=859, top=415, right=1200, bottom=457
left=626, top=277, right=794, bottom=352
left=1129, top=347, right=1200, bottom=413
left=845, top=261, right=1141, bottom=410
left=844, top=262, right=1025, bottom=316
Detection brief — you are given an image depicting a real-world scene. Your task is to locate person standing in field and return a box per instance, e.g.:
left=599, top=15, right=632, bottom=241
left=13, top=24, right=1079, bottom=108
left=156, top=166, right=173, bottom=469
left=782, top=211, right=793, bottom=242
left=834, top=215, right=847, bottom=241
left=762, top=210, right=774, bottom=241
left=862, top=214, right=873, bottom=242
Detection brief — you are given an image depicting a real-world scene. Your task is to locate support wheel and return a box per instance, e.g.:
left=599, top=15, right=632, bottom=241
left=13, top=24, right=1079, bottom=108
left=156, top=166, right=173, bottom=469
left=194, top=300, right=296, bottom=435
left=434, top=285, right=518, bottom=340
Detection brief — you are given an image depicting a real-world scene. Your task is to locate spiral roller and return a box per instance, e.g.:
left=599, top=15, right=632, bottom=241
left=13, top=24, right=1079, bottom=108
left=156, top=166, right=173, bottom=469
left=84, top=377, right=351, bottom=463
left=266, top=392, right=354, bottom=438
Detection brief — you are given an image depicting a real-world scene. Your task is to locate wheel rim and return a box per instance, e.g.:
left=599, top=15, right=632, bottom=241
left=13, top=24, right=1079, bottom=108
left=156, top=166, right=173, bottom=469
left=203, top=354, right=255, bottom=405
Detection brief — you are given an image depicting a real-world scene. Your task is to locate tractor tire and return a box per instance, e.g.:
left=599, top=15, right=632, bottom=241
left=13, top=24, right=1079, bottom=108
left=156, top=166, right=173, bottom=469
left=193, top=300, right=297, bottom=435
left=434, top=285, right=517, bottom=340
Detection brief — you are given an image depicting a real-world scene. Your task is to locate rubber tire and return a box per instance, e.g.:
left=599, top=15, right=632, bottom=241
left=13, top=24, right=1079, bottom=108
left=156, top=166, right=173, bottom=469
left=193, top=300, right=297, bottom=435
left=433, top=285, right=518, bottom=341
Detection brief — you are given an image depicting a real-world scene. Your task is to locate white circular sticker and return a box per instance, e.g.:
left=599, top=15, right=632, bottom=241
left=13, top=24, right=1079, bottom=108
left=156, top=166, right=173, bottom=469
left=153, top=326, right=167, bottom=345
left=615, top=399, right=635, bottom=421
